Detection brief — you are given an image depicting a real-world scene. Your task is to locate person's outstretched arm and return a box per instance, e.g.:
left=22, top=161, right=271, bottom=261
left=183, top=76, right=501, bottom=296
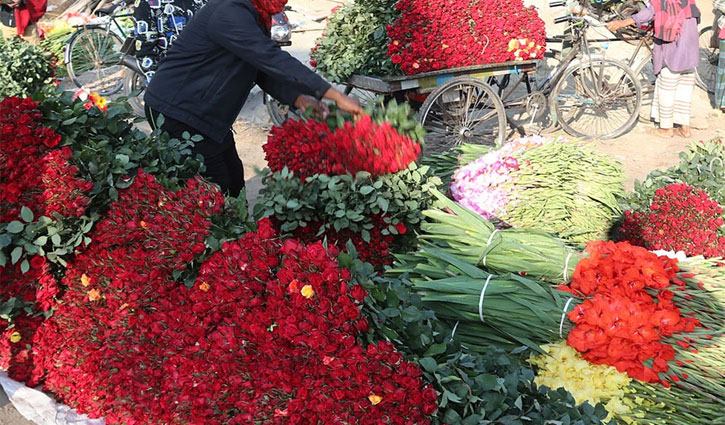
left=210, top=0, right=361, bottom=115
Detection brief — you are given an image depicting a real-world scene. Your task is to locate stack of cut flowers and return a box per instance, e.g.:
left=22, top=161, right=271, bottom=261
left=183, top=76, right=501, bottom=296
left=387, top=0, right=546, bottom=75
left=391, top=194, right=725, bottom=424
left=448, top=135, right=625, bottom=243
left=256, top=100, right=441, bottom=267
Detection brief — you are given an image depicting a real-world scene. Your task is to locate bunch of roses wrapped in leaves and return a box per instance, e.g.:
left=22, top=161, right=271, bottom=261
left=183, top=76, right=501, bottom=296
left=258, top=101, right=440, bottom=267
left=387, top=0, right=546, bottom=75
left=396, top=195, right=724, bottom=424
left=617, top=183, right=725, bottom=257
left=24, top=171, right=436, bottom=424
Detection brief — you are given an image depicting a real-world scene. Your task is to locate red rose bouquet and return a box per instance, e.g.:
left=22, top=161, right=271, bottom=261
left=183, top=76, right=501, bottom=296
left=259, top=102, right=440, bottom=268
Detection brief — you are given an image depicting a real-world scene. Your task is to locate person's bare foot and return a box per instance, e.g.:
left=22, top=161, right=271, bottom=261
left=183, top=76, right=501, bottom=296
left=648, top=128, right=674, bottom=138
left=676, top=126, right=691, bottom=138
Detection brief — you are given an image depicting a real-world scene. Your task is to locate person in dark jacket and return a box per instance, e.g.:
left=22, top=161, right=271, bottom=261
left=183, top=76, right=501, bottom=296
left=144, top=0, right=362, bottom=197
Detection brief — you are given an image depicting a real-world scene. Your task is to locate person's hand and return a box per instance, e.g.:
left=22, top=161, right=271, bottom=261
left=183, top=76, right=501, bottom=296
left=606, top=19, right=632, bottom=33
left=335, top=93, right=363, bottom=118
left=323, top=88, right=363, bottom=119
left=9, top=0, right=22, bottom=8
left=294, top=94, right=329, bottom=119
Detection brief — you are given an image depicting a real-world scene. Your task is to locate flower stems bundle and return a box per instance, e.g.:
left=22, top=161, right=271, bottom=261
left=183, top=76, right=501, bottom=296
left=420, top=143, right=493, bottom=185
left=420, top=191, right=585, bottom=283
left=501, top=141, right=624, bottom=243
left=390, top=247, right=579, bottom=352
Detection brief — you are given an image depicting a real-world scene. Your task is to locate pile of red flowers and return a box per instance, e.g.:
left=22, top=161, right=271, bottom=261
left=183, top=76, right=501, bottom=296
left=0, top=96, right=92, bottom=222
left=387, top=0, right=546, bottom=75
left=264, top=115, right=421, bottom=179
left=618, top=183, right=725, bottom=257
left=564, top=241, right=700, bottom=384
left=29, top=171, right=434, bottom=424
left=284, top=215, right=405, bottom=268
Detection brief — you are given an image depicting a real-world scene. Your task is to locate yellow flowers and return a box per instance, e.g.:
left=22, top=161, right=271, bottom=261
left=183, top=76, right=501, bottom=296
left=81, top=273, right=91, bottom=287
left=9, top=331, right=22, bottom=343
left=301, top=285, right=315, bottom=299
left=199, top=282, right=211, bottom=292
left=88, top=289, right=102, bottom=302
left=140, top=221, right=148, bottom=229
left=368, top=394, right=382, bottom=405
left=529, top=341, right=633, bottom=421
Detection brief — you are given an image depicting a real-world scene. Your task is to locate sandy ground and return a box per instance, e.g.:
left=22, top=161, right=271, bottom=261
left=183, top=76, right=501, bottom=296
left=3, top=0, right=724, bottom=424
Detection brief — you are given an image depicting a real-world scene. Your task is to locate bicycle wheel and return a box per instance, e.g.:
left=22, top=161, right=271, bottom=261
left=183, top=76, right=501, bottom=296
left=66, top=27, right=126, bottom=96
left=551, top=58, right=641, bottom=139
left=418, top=77, right=506, bottom=155
left=265, top=93, right=301, bottom=126
left=632, top=52, right=655, bottom=123
left=696, top=26, right=718, bottom=94
left=124, top=71, right=146, bottom=117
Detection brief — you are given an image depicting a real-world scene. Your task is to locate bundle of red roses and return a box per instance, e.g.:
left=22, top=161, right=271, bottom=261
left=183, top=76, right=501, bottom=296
left=264, top=115, right=421, bottom=180
left=617, top=183, right=725, bottom=257
left=30, top=171, right=435, bottom=424
left=0, top=96, right=93, bottom=222
left=387, top=0, right=546, bottom=75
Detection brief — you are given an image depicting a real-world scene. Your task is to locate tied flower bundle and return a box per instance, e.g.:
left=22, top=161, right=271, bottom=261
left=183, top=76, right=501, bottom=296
left=404, top=197, right=725, bottom=423
left=258, top=101, right=438, bottom=267
left=27, top=171, right=436, bottom=424
left=617, top=183, right=725, bottom=257
left=387, top=0, right=546, bottom=75
left=264, top=113, right=421, bottom=180
left=451, top=136, right=625, bottom=243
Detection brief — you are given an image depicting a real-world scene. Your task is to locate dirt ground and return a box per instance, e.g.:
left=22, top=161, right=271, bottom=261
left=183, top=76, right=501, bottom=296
left=3, top=0, right=724, bottom=424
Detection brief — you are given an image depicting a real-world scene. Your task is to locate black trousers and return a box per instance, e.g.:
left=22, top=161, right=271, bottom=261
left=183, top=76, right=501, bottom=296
left=145, top=105, right=245, bottom=197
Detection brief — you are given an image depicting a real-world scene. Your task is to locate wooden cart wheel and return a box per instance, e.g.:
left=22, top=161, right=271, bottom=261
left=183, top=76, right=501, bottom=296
left=418, top=77, right=506, bottom=155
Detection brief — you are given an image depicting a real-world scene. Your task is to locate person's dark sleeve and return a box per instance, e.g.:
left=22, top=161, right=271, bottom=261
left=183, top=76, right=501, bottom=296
left=256, top=72, right=301, bottom=106
left=208, top=0, right=331, bottom=100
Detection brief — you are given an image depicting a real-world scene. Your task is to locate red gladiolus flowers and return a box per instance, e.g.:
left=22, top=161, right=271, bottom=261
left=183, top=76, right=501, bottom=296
left=565, top=241, right=700, bottom=384
left=387, top=0, right=546, bottom=75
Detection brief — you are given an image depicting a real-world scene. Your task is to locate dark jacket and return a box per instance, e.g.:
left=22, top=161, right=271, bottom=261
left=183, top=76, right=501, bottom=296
left=144, top=0, right=331, bottom=143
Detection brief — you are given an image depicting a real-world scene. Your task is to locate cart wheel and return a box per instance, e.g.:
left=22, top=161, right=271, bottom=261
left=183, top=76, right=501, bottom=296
left=418, top=77, right=506, bottom=155
left=344, top=86, right=383, bottom=107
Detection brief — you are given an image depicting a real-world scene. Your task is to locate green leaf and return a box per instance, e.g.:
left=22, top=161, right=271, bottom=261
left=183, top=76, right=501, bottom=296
left=20, top=206, right=34, bottom=223
left=424, top=343, right=447, bottom=357
left=20, top=259, right=29, bottom=274
left=418, top=356, right=438, bottom=373
left=10, top=246, right=22, bottom=264
left=6, top=221, right=24, bottom=234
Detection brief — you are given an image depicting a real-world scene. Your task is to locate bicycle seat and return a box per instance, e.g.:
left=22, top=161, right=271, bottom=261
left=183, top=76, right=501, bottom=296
left=96, top=3, right=119, bottom=16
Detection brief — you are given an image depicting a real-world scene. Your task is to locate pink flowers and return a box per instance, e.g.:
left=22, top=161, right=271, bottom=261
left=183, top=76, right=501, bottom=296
left=387, top=0, right=546, bottom=75
left=450, top=135, right=547, bottom=219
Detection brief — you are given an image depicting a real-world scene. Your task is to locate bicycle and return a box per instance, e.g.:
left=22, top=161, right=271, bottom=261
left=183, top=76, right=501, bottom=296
left=64, top=1, right=133, bottom=96
left=696, top=26, right=720, bottom=94
left=496, top=3, right=642, bottom=140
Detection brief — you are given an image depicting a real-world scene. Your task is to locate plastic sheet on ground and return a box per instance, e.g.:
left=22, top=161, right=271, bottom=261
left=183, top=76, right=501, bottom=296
left=0, top=370, right=105, bottom=425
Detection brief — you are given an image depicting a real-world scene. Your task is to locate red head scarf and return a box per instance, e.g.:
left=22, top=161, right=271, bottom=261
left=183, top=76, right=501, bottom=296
left=249, top=0, right=288, bottom=29
left=652, top=0, right=699, bottom=42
